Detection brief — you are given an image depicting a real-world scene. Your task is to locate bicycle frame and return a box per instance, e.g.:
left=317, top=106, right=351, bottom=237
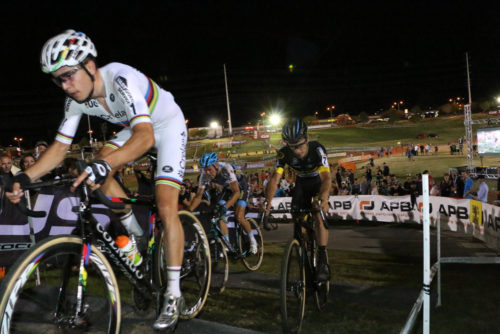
left=294, top=215, right=319, bottom=285
left=209, top=214, right=248, bottom=259
left=62, top=188, right=161, bottom=320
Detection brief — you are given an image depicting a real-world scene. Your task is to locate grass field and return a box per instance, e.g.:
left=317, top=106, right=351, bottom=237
left=187, top=114, right=493, bottom=157
left=178, top=241, right=500, bottom=334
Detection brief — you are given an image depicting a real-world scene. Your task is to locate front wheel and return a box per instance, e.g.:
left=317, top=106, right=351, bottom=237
left=0, top=235, right=121, bottom=334
left=313, top=249, right=331, bottom=311
left=209, top=237, right=229, bottom=294
left=154, top=211, right=211, bottom=319
left=239, top=218, right=264, bottom=271
left=280, top=239, right=306, bottom=334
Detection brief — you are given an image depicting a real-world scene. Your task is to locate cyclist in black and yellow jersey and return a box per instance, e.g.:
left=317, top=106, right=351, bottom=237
left=265, top=118, right=331, bottom=281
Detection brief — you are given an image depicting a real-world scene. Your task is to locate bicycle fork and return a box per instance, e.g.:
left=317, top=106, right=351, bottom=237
left=53, top=243, right=90, bottom=329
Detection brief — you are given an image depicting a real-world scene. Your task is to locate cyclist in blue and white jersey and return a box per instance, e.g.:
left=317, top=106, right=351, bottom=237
left=7, top=29, right=185, bottom=331
left=190, top=152, right=258, bottom=254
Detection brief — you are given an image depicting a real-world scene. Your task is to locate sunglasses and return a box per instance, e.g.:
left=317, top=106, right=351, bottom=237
left=287, top=140, right=307, bottom=150
left=51, top=67, right=81, bottom=87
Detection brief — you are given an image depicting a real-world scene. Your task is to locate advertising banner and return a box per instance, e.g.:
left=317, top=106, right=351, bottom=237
left=265, top=195, right=500, bottom=251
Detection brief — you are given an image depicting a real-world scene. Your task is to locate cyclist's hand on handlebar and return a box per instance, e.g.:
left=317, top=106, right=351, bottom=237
left=5, top=173, right=30, bottom=204
left=263, top=200, right=271, bottom=216
left=319, top=199, right=330, bottom=215
left=72, top=160, right=111, bottom=191
left=6, top=183, right=24, bottom=204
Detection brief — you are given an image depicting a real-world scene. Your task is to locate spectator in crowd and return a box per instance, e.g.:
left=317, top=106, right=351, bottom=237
left=365, top=165, right=372, bottom=182
left=178, top=183, right=195, bottom=209
left=330, top=181, right=339, bottom=195
left=260, top=169, right=268, bottom=185
left=462, top=170, right=474, bottom=199
left=409, top=181, right=420, bottom=208
left=403, top=174, right=413, bottom=193
left=275, top=184, right=286, bottom=197
left=420, top=144, right=425, bottom=155
left=339, top=181, right=350, bottom=195
left=425, top=144, right=431, bottom=154
left=20, top=154, right=36, bottom=172
left=439, top=173, right=453, bottom=197
left=429, top=178, right=440, bottom=196
left=279, top=177, right=290, bottom=194
left=379, top=179, right=390, bottom=195
left=382, top=162, right=390, bottom=177
left=351, top=178, right=361, bottom=195
left=34, top=140, right=49, bottom=160
left=415, top=173, right=423, bottom=194
left=453, top=171, right=464, bottom=198
left=335, top=167, right=342, bottom=187
left=0, top=155, right=15, bottom=181
left=347, top=169, right=355, bottom=185
left=470, top=175, right=489, bottom=203
left=390, top=182, right=405, bottom=196
left=370, top=180, right=379, bottom=195
left=406, top=146, right=413, bottom=160
left=360, top=176, right=370, bottom=195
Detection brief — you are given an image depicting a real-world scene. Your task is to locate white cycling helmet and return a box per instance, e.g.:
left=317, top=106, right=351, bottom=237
left=40, top=29, right=97, bottom=73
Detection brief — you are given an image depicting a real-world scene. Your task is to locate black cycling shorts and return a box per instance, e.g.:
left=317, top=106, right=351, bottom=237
left=291, top=175, right=322, bottom=211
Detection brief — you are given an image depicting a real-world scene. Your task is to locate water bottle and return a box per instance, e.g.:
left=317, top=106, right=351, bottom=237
left=115, top=235, right=143, bottom=266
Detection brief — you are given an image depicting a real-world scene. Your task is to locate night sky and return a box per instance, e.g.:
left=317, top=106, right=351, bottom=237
left=1, top=0, right=499, bottom=146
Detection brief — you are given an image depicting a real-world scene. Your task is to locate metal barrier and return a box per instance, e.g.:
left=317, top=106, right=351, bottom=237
left=400, top=174, right=500, bottom=333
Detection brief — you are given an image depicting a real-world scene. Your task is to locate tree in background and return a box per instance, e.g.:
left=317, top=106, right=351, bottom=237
left=358, top=111, right=369, bottom=123
left=439, top=103, right=458, bottom=115
left=302, top=115, right=315, bottom=125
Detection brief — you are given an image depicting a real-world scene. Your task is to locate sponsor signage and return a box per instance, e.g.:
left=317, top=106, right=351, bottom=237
left=262, top=195, right=500, bottom=251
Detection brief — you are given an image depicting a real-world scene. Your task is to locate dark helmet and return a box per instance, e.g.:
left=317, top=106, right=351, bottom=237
left=282, top=119, right=307, bottom=144
left=199, top=152, right=218, bottom=168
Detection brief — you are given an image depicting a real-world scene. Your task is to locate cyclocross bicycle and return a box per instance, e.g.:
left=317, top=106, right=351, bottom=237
left=275, top=206, right=331, bottom=334
left=0, top=164, right=211, bottom=333
left=195, top=208, right=264, bottom=294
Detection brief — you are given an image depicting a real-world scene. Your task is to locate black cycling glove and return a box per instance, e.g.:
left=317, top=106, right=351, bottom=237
left=13, top=172, right=31, bottom=189
left=85, top=160, right=112, bottom=185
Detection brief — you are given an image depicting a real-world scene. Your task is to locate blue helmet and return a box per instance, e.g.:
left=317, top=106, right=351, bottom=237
left=199, top=152, right=218, bottom=168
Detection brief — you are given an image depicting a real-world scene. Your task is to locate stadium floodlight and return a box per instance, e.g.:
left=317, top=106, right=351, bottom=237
left=269, top=113, right=282, bottom=126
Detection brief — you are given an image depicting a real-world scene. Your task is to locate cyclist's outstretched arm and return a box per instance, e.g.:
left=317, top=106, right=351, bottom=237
left=27, top=140, right=70, bottom=181
left=265, top=171, right=282, bottom=214
left=318, top=170, right=332, bottom=214
left=188, top=187, right=205, bottom=211
left=6, top=140, right=69, bottom=203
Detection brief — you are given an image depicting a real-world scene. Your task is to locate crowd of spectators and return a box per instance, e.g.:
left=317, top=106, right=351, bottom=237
left=330, top=159, right=491, bottom=203
left=0, top=138, right=495, bottom=208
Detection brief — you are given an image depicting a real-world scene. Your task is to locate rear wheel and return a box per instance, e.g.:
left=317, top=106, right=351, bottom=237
left=209, top=237, right=229, bottom=294
left=239, top=218, right=264, bottom=271
left=280, top=239, right=305, bottom=334
left=0, top=235, right=120, bottom=334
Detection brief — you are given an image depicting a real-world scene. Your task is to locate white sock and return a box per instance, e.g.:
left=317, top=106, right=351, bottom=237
left=248, top=232, right=256, bottom=244
left=166, top=266, right=182, bottom=297
left=120, top=211, right=143, bottom=236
